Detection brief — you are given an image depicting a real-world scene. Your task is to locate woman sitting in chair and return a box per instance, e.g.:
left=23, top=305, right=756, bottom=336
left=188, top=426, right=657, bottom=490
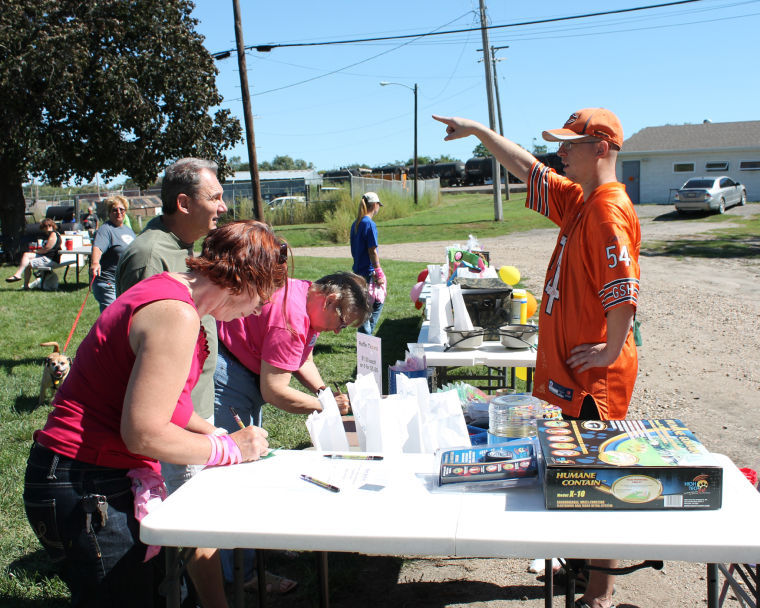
left=6, top=218, right=62, bottom=289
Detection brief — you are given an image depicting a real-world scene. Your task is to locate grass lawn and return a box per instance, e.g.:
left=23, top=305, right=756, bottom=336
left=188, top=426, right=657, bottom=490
left=273, top=192, right=556, bottom=247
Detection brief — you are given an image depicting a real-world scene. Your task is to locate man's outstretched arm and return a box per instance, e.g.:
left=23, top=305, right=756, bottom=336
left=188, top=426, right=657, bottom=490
left=432, top=115, right=538, bottom=183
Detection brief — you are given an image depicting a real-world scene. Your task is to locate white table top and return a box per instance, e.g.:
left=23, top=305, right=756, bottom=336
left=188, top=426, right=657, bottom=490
left=141, top=450, right=760, bottom=564
left=416, top=322, right=537, bottom=368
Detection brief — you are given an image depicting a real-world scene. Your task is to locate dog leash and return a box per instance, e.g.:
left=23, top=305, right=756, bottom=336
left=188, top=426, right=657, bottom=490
left=63, top=274, right=96, bottom=354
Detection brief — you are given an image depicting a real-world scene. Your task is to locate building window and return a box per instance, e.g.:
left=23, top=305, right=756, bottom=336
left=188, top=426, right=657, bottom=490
left=673, top=162, right=695, bottom=173
left=705, top=161, right=728, bottom=171
left=739, top=160, right=760, bottom=171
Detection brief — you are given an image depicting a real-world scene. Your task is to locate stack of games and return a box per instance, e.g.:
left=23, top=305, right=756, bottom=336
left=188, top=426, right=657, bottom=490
left=538, top=419, right=722, bottom=510
left=438, top=442, right=538, bottom=489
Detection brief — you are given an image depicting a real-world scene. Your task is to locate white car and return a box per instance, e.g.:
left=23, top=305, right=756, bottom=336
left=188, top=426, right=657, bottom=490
left=674, top=176, right=747, bottom=214
left=267, top=196, right=306, bottom=208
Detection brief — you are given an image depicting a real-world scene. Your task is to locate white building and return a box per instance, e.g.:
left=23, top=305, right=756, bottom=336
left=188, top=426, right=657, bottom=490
left=617, top=120, right=760, bottom=204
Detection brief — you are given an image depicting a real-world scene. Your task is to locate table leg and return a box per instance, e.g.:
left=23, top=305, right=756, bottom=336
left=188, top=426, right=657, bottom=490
left=544, top=559, right=553, bottom=608
left=317, top=551, right=330, bottom=608
left=256, top=549, right=267, bottom=608
left=233, top=549, right=245, bottom=608
left=527, top=367, right=534, bottom=392
left=707, top=563, right=719, bottom=608
left=164, top=547, right=181, bottom=608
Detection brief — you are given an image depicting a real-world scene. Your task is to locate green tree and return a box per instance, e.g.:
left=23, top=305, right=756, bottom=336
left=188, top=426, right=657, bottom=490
left=472, top=143, right=493, bottom=158
left=433, top=154, right=461, bottom=163
left=259, top=155, right=314, bottom=171
left=0, top=0, right=241, bottom=260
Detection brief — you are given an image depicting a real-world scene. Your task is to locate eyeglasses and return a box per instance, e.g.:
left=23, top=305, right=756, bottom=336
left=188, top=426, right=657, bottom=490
left=558, top=140, right=600, bottom=152
left=334, top=305, right=348, bottom=330
left=111, top=207, right=126, bottom=214
left=278, top=242, right=288, bottom=264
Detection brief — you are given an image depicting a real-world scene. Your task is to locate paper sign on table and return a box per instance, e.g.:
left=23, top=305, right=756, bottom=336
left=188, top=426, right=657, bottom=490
left=356, top=332, right=382, bottom=392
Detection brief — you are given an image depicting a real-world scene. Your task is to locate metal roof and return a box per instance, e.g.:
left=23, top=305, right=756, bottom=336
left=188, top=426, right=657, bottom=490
left=622, top=120, right=760, bottom=153
left=227, top=169, right=321, bottom=182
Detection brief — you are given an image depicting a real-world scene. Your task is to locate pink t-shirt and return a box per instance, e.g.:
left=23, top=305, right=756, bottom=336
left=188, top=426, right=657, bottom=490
left=217, top=278, right=318, bottom=374
left=34, top=273, right=206, bottom=472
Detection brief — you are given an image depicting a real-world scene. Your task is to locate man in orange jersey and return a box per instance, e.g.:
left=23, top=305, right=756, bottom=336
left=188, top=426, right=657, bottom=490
left=434, top=109, right=640, bottom=608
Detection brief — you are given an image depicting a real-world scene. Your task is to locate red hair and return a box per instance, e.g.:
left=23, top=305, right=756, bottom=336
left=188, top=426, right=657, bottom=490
left=186, top=220, right=288, bottom=302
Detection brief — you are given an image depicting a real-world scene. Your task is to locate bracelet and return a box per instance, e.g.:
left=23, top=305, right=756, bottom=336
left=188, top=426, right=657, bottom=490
left=222, top=434, right=243, bottom=465
left=205, top=434, right=221, bottom=466
left=315, top=385, right=327, bottom=395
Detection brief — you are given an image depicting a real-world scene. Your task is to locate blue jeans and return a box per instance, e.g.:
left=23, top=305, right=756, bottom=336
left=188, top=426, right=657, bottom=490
left=92, top=277, right=116, bottom=313
left=358, top=299, right=384, bottom=335
left=213, top=343, right=264, bottom=582
left=23, top=443, right=164, bottom=607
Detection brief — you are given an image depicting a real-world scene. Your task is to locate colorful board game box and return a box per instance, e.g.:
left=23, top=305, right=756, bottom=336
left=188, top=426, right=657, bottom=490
left=438, top=441, right=537, bottom=487
left=537, top=419, right=722, bottom=510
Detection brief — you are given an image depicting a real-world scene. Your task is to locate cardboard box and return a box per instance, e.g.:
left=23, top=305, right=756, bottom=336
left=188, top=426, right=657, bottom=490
left=537, top=419, right=722, bottom=510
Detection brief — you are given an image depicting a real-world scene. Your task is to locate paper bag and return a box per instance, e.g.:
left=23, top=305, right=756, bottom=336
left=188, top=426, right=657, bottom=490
left=347, top=373, right=383, bottom=451
left=425, top=390, right=471, bottom=452
left=393, top=374, right=430, bottom=453
left=427, top=284, right=454, bottom=344
left=305, top=389, right=350, bottom=451
left=449, top=284, right=474, bottom=331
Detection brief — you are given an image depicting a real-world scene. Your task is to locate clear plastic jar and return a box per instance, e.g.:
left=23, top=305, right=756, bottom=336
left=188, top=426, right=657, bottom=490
left=488, top=394, right=542, bottom=439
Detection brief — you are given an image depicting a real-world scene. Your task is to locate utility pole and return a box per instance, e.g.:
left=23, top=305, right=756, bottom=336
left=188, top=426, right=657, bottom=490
left=478, top=0, right=503, bottom=221
left=491, top=45, right=510, bottom=200
left=232, top=0, right=264, bottom=221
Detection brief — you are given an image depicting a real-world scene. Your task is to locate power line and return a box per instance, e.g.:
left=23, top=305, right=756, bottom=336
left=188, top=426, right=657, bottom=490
left=211, top=0, right=704, bottom=57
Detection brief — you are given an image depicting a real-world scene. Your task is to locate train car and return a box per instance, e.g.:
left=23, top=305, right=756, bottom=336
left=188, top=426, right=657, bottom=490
left=434, top=161, right=466, bottom=186
left=370, top=165, right=408, bottom=178
left=464, top=157, right=492, bottom=185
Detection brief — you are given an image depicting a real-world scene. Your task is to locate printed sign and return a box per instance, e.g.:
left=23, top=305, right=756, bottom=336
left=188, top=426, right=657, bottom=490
left=356, top=333, right=382, bottom=392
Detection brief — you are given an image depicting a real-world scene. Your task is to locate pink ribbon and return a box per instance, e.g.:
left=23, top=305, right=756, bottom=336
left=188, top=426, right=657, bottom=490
left=127, top=468, right=168, bottom=562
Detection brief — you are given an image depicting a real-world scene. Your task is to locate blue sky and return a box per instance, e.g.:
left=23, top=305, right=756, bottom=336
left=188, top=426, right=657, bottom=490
left=191, top=0, right=759, bottom=171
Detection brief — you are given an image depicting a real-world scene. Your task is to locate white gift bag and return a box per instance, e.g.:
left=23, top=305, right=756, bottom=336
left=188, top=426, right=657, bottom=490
left=305, top=389, right=350, bottom=451
left=448, top=284, right=474, bottom=331
left=425, top=390, right=471, bottom=452
left=427, top=284, right=454, bottom=344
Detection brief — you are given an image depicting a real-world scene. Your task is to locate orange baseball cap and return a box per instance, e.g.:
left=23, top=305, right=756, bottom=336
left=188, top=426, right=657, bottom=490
left=542, top=108, right=624, bottom=149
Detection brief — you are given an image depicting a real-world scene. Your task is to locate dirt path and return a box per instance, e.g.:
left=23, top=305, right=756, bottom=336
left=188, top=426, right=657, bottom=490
left=289, top=203, right=760, bottom=608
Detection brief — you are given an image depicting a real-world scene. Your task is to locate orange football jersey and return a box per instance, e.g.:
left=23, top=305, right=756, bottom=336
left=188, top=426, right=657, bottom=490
left=526, top=162, right=641, bottom=420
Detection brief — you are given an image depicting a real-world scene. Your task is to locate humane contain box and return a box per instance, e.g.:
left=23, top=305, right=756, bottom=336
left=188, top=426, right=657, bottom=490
left=538, top=419, right=722, bottom=510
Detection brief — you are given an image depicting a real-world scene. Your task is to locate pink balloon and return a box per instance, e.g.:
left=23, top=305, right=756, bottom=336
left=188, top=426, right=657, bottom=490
left=409, top=281, right=425, bottom=303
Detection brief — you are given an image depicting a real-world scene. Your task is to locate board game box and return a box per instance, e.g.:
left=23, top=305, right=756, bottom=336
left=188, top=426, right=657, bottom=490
left=438, top=441, right=538, bottom=489
left=537, top=419, right=722, bottom=510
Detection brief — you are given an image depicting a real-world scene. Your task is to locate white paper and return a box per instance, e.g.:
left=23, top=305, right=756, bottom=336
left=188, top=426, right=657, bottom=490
left=305, top=389, right=350, bottom=451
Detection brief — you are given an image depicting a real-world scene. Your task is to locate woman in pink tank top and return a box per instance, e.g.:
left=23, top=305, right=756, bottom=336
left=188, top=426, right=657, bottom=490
left=23, top=220, right=288, bottom=607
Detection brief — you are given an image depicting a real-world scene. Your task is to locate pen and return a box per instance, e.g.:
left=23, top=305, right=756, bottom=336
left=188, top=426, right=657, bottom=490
left=228, top=407, right=276, bottom=459
left=299, top=474, right=340, bottom=493
left=333, top=382, right=343, bottom=394
left=324, top=454, right=383, bottom=461
left=229, top=407, right=245, bottom=430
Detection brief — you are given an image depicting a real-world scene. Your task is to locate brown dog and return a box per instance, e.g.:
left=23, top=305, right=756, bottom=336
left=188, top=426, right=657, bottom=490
left=38, top=342, right=71, bottom=405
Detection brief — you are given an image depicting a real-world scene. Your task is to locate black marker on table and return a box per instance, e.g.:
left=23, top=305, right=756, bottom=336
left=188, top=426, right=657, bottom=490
left=299, top=474, right=340, bottom=493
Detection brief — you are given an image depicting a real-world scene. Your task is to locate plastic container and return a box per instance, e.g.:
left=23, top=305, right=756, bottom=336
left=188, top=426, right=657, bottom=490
left=498, top=324, right=538, bottom=349
left=488, top=394, right=543, bottom=439
left=511, top=289, right=528, bottom=325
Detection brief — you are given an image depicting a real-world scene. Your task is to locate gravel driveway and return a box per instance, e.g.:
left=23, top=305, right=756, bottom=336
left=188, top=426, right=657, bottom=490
left=289, top=203, right=760, bottom=608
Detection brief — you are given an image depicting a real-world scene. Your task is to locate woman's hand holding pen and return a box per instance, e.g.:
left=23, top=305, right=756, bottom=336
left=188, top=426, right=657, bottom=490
left=230, top=426, right=269, bottom=462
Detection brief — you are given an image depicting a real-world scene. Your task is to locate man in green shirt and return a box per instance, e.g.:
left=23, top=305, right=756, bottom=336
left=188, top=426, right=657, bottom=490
left=116, top=157, right=229, bottom=608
